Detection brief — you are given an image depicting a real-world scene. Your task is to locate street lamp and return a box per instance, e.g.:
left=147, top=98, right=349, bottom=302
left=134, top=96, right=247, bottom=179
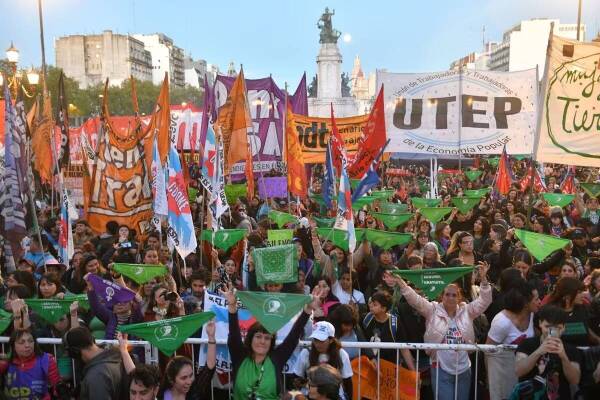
left=6, top=42, right=20, bottom=63
left=3, top=42, right=39, bottom=99
left=27, top=68, right=39, bottom=85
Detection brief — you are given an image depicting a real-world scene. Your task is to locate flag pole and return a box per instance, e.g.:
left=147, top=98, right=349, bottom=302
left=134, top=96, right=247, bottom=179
left=284, top=82, right=291, bottom=214
left=457, top=65, right=463, bottom=172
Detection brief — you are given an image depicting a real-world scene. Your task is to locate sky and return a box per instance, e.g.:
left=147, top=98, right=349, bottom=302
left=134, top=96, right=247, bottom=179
left=1, top=0, right=599, bottom=88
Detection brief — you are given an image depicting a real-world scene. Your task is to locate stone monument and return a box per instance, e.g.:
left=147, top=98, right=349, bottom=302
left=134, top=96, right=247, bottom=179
left=308, top=8, right=358, bottom=117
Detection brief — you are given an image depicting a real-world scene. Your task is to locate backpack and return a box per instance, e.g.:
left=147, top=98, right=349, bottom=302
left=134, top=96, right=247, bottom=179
left=363, top=312, right=398, bottom=340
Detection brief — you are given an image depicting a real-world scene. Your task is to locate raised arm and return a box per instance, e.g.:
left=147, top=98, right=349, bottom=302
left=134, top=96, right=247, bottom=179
left=467, top=262, right=493, bottom=318
left=384, top=272, right=435, bottom=318
left=117, top=332, right=136, bottom=374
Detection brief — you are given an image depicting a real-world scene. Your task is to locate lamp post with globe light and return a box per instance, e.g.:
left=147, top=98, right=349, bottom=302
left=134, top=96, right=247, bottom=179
left=1, top=42, right=39, bottom=99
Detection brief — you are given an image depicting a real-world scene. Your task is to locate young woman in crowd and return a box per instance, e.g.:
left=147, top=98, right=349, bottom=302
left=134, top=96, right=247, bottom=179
left=221, top=283, right=323, bottom=400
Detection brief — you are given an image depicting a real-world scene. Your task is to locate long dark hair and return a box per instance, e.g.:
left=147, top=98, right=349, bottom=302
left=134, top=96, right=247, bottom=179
left=308, top=337, right=343, bottom=370
left=161, top=356, right=193, bottom=392
left=548, top=277, right=584, bottom=309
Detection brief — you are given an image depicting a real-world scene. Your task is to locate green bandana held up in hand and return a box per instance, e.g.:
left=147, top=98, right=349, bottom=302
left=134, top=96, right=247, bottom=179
left=25, top=299, right=79, bottom=324
left=371, top=212, right=414, bottom=230
left=580, top=183, right=600, bottom=198
left=541, top=193, right=575, bottom=208
left=313, top=216, right=336, bottom=228
left=419, top=207, right=453, bottom=223
left=364, top=229, right=412, bottom=250
left=392, top=266, right=474, bottom=299
left=236, top=291, right=312, bottom=333
left=200, top=229, right=247, bottom=251
left=451, top=197, right=480, bottom=214
left=268, top=210, right=298, bottom=228
left=464, top=188, right=491, bottom=198
left=514, top=229, right=571, bottom=261
left=0, top=309, right=12, bottom=334
left=112, top=264, right=168, bottom=285
left=464, top=170, right=483, bottom=182
left=252, top=244, right=299, bottom=286
left=352, top=196, right=378, bottom=210
left=118, top=311, right=215, bottom=356
left=380, top=202, right=409, bottom=214
left=410, top=197, right=441, bottom=209
left=64, top=294, right=90, bottom=310
left=224, top=184, right=247, bottom=204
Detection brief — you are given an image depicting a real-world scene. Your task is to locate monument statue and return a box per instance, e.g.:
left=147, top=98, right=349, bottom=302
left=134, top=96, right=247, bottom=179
left=317, top=7, right=341, bottom=44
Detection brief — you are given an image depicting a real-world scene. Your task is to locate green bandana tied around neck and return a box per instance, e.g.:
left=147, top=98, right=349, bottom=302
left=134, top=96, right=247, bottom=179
left=118, top=311, right=215, bottom=356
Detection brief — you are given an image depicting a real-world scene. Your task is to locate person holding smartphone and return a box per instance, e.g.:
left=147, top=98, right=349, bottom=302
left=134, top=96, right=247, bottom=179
left=515, top=305, right=582, bottom=400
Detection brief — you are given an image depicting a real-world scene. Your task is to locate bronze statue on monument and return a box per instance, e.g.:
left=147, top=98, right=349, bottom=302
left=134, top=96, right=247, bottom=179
left=317, top=7, right=341, bottom=44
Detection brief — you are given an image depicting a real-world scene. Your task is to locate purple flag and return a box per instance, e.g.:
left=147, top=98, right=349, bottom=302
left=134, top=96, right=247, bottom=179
left=289, top=73, right=308, bottom=116
left=258, top=177, right=288, bottom=199
left=88, top=274, right=136, bottom=305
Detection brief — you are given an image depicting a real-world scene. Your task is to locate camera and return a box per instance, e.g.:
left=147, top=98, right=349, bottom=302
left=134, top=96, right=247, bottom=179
left=163, top=291, right=178, bottom=302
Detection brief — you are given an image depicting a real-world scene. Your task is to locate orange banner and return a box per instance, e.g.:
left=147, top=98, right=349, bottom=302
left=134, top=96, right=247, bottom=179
left=351, top=356, right=419, bottom=400
left=291, top=112, right=368, bottom=163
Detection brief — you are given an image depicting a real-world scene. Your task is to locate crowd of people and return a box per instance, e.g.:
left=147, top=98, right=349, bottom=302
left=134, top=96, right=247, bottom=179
left=2, top=157, right=600, bottom=400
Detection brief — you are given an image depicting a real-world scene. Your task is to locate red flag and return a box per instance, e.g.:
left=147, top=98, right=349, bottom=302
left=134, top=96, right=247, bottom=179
left=347, top=88, right=387, bottom=178
left=495, top=147, right=512, bottom=195
left=329, top=104, right=348, bottom=172
left=560, top=166, right=576, bottom=194
left=520, top=165, right=547, bottom=193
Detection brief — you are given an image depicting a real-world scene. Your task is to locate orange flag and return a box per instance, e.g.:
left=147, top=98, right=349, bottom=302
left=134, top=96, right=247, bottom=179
left=285, top=105, right=307, bottom=198
left=216, top=68, right=252, bottom=174
left=30, top=93, right=54, bottom=183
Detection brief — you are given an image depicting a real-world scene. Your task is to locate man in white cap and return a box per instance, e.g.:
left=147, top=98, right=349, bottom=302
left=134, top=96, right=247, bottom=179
left=292, top=321, right=353, bottom=399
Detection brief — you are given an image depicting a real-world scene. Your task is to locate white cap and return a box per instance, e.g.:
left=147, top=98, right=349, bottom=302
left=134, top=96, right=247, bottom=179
left=310, top=321, right=335, bottom=341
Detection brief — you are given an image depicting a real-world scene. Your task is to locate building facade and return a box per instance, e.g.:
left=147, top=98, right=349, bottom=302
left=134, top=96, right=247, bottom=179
left=450, top=42, right=499, bottom=71
left=132, top=33, right=185, bottom=88
left=350, top=55, right=376, bottom=114
left=184, top=56, right=207, bottom=89
left=488, top=19, right=586, bottom=72
left=55, top=30, right=152, bottom=88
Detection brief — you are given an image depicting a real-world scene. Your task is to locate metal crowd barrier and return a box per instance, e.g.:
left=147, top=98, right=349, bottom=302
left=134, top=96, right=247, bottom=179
left=0, top=336, right=519, bottom=399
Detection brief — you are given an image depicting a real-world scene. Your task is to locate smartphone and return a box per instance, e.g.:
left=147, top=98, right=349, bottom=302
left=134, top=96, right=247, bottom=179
left=549, top=327, right=559, bottom=338
left=120, top=242, right=132, bottom=249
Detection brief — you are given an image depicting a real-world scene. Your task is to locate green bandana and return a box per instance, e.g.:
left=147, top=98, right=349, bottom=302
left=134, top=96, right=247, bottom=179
left=0, top=309, right=12, bottom=334
left=25, top=299, right=79, bottom=324
left=464, top=170, right=483, bottom=182
left=268, top=210, right=298, bottom=228
left=188, top=187, right=199, bottom=202
left=253, top=244, right=298, bottom=286
left=488, top=157, right=500, bottom=167
left=451, top=197, right=480, bottom=214
left=419, top=207, right=453, bottom=223
left=267, top=229, right=294, bottom=247
left=418, top=179, right=430, bottom=194
left=464, top=188, right=491, bottom=198
left=580, top=183, right=600, bottom=198
left=64, top=294, right=90, bottom=310
left=200, top=229, right=247, bottom=250
left=392, top=266, right=474, bottom=299
left=371, top=190, right=395, bottom=200
left=352, top=196, right=378, bottom=210
left=119, top=311, right=215, bottom=356
left=365, top=229, right=412, bottom=250
left=224, top=184, right=247, bottom=204
left=236, top=291, right=311, bottom=334
left=313, top=216, right=335, bottom=228
left=310, top=194, right=326, bottom=206
left=411, top=197, right=441, bottom=209
left=513, top=155, right=529, bottom=161
left=371, top=212, right=414, bottom=230
left=316, top=228, right=366, bottom=251
left=113, top=263, right=168, bottom=285
left=514, top=229, right=570, bottom=261
left=542, top=193, right=575, bottom=208
left=380, top=202, right=409, bottom=214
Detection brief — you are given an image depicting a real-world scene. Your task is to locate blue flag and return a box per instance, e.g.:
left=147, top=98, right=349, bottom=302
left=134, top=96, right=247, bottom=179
left=323, top=141, right=336, bottom=209
left=351, top=139, right=389, bottom=202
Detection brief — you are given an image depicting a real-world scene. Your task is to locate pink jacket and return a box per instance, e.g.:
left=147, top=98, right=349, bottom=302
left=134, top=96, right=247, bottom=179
left=400, top=283, right=492, bottom=346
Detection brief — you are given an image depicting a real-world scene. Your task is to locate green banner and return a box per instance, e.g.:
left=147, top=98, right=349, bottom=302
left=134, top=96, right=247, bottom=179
left=380, top=202, right=409, bottom=214
left=542, top=193, right=575, bottom=208
left=236, top=291, right=311, bottom=334
left=419, top=207, right=453, bottom=223
left=200, top=229, right=247, bottom=251
left=365, top=229, right=412, bottom=250
left=25, top=299, right=78, bottom=324
left=514, top=229, right=570, bottom=261
left=464, top=188, right=491, bottom=198
left=392, top=266, right=474, bottom=299
left=580, top=183, right=600, bottom=198
left=464, top=170, right=483, bottom=182
left=451, top=197, right=480, bottom=214
left=253, top=244, right=298, bottom=286
left=267, top=229, right=294, bottom=247
left=372, top=212, right=413, bottom=230
left=119, top=312, right=215, bottom=356
left=411, top=197, right=441, bottom=209
left=268, top=210, right=298, bottom=228
left=313, top=216, right=335, bottom=228
left=113, top=263, right=168, bottom=285
left=0, top=309, right=12, bottom=334
left=352, top=196, right=378, bottom=210
left=188, top=187, right=198, bottom=203
left=224, top=183, right=247, bottom=204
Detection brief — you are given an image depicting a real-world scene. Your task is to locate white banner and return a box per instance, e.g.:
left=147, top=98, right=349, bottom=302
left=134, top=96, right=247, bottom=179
left=198, top=292, right=305, bottom=388
left=377, top=69, right=537, bottom=155
left=535, top=35, right=600, bottom=167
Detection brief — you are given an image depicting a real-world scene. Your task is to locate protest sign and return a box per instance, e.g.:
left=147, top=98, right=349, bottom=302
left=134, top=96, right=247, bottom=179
left=267, top=229, right=294, bottom=246
left=258, top=177, right=288, bottom=199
